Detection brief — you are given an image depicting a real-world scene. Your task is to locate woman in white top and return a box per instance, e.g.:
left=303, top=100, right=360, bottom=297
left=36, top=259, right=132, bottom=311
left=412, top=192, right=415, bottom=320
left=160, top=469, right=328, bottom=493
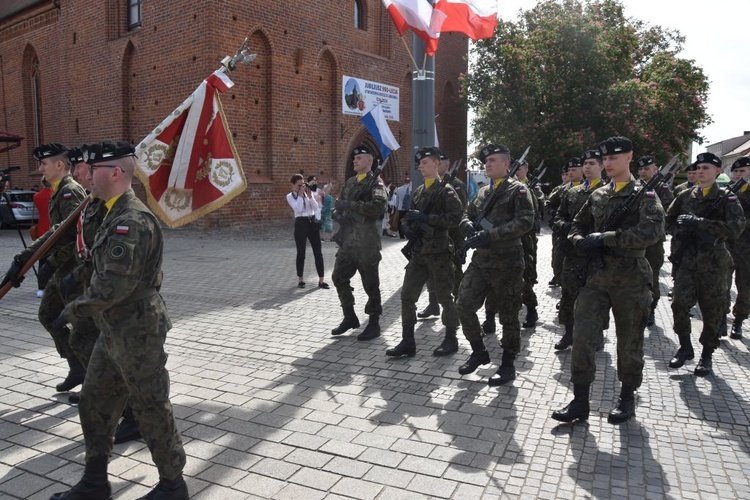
left=286, top=174, right=329, bottom=289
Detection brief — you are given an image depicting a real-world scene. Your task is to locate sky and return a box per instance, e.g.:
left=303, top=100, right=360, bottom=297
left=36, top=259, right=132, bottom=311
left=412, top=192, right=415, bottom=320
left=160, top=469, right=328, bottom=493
left=481, top=0, right=750, bottom=152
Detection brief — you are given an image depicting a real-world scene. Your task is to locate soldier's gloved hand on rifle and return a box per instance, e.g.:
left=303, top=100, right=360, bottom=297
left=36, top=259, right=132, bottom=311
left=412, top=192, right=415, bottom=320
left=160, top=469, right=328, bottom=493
left=561, top=221, right=572, bottom=234
left=50, top=312, right=69, bottom=332
left=677, top=214, right=702, bottom=229
left=334, top=199, right=351, bottom=211
left=460, top=219, right=476, bottom=238
left=1, top=257, right=26, bottom=288
left=466, top=230, right=491, bottom=249
left=405, top=210, right=429, bottom=224
left=577, top=232, right=606, bottom=256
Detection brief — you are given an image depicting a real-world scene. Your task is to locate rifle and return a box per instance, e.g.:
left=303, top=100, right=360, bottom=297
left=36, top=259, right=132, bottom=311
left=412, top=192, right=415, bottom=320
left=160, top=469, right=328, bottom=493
left=331, top=159, right=387, bottom=247
left=456, top=146, right=530, bottom=263
left=527, top=160, right=546, bottom=190
left=400, top=159, right=462, bottom=260
left=576, top=155, right=679, bottom=280
left=687, top=176, right=748, bottom=246
left=1, top=198, right=90, bottom=300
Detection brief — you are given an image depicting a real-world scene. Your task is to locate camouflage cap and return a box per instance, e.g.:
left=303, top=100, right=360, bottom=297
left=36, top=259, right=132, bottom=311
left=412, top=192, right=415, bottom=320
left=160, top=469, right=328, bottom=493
left=32, top=143, right=69, bottom=161
left=695, top=152, right=722, bottom=168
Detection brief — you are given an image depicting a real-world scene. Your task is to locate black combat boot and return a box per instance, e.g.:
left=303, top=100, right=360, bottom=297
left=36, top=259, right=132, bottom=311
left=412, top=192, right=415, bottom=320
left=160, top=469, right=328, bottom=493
left=56, top=356, right=86, bottom=392
left=114, top=405, right=142, bottom=444
left=731, top=315, right=746, bottom=340
left=386, top=325, right=416, bottom=357
left=357, top=315, right=381, bottom=341
left=68, top=392, right=80, bottom=404
left=608, top=385, right=636, bottom=424
left=646, top=306, right=656, bottom=327
left=331, top=306, right=360, bottom=336
left=694, top=349, right=713, bottom=377
left=136, top=474, right=189, bottom=500
left=554, top=324, right=573, bottom=351
left=718, top=314, right=728, bottom=338
left=433, top=326, right=459, bottom=356
left=522, top=306, right=538, bottom=328
left=551, top=384, right=590, bottom=422
left=458, top=340, right=491, bottom=375
left=481, top=310, right=496, bottom=335
left=668, top=335, right=694, bottom=368
left=50, top=455, right=111, bottom=499
left=417, top=292, right=440, bottom=318
left=488, top=351, right=516, bottom=386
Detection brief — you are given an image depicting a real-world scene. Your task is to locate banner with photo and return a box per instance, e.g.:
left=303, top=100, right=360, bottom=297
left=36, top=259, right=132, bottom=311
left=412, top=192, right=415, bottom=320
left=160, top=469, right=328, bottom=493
left=341, top=75, right=400, bottom=121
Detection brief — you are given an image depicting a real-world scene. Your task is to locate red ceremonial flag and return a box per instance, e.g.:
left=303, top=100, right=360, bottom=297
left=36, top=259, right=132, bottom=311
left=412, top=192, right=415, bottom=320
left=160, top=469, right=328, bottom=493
left=134, top=70, right=247, bottom=228
left=382, top=0, right=446, bottom=56
left=435, top=0, right=498, bottom=40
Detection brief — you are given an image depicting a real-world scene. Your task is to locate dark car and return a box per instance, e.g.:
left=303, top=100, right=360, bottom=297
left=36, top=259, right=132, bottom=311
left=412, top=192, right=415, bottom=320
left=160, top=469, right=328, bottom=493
left=0, top=190, right=39, bottom=228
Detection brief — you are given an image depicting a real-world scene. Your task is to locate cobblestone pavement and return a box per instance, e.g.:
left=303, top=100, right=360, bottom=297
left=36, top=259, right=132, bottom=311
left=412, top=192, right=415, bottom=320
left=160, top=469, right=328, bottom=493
left=1, top=223, right=749, bottom=499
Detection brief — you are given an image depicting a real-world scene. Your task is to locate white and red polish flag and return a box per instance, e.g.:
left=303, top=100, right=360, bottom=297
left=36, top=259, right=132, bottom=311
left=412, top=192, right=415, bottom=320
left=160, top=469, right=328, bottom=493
left=134, top=70, right=247, bottom=228
left=382, top=0, right=447, bottom=56
left=435, top=0, right=498, bottom=40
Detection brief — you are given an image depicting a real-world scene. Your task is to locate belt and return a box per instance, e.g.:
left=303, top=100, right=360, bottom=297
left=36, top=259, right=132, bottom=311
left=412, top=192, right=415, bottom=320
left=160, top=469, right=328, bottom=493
left=606, top=247, right=646, bottom=258
left=296, top=216, right=316, bottom=222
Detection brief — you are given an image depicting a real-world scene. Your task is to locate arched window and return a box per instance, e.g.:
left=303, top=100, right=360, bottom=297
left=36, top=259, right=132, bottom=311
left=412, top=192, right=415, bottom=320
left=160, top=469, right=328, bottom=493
left=30, top=57, right=42, bottom=146
left=354, top=0, right=365, bottom=30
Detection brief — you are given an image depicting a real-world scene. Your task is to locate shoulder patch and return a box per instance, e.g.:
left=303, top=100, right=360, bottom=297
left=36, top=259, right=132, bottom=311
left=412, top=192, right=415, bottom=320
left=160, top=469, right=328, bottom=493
left=63, top=193, right=72, bottom=199
left=645, top=191, right=655, bottom=198
left=115, top=225, right=129, bottom=235
left=518, top=188, right=527, bottom=195
left=109, top=244, right=127, bottom=260
left=728, top=195, right=737, bottom=202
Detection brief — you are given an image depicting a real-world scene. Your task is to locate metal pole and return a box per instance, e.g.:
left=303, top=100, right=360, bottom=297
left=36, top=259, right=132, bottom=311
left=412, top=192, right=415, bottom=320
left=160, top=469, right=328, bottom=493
left=410, top=0, right=436, bottom=188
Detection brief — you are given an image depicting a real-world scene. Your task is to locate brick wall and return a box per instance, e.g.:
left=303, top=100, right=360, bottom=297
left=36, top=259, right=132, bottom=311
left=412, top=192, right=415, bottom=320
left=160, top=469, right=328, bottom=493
left=0, top=0, right=468, bottom=228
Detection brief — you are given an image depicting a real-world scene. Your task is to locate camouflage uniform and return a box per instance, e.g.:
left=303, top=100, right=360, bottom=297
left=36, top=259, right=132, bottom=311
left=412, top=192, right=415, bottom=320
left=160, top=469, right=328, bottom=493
left=401, top=181, right=463, bottom=331
left=18, top=174, right=87, bottom=359
left=332, top=174, right=388, bottom=315
left=545, top=183, right=568, bottom=284
left=61, top=189, right=186, bottom=480
left=668, top=185, right=745, bottom=351
left=569, top=177, right=665, bottom=388
left=669, top=181, right=695, bottom=277
left=521, top=182, right=542, bottom=311
left=456, top=179, right=534, bottom=354
left=639, top=180, right=674, bottom=311
left=727, top=186, right=750, bottom=321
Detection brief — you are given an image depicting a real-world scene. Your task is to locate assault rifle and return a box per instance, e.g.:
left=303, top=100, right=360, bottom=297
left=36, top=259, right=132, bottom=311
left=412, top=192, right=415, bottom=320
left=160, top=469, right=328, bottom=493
left=331, top=159, right=387, bottom=247
left=456, top=146, right=530, bottom=263
left=400, top=159, right=462, bottom=260
left=526, top=160, right=546, bottom=190
left=686, top=175, right=748, bottom=246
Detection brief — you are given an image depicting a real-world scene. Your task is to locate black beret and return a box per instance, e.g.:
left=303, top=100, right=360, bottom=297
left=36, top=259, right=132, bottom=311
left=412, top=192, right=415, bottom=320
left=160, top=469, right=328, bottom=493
left=67, top=146, right=85, bottom=164
left=731, top=156, right=750, bottom=171
left=85, top=140, right=135, bottom=165
left=685, top=161, right=697, bottom=172
left=695, top=152, right=722, bottom=168
left=33, top=143, right=69, bottom=160
left=598, top=136, right=633, bottom=155
left=582, top=149, right=602, bottom=160
left=566, top=157, right=582, bottom=169
left=439, top=151, right=448, bottom=161
left=352, top=144, right=373, bottom=157
left=637, top=155, right=655, bottom=168
left=478, top=144, right=510, bottom=164
left=415, top=147, right=441, bottom=163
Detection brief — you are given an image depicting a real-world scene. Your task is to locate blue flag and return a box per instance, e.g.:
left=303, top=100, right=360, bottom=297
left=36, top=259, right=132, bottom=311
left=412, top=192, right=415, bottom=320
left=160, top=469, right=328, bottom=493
left=360, top=104, right=400, bottom=159
left=467, top=170, right=479, bottom=201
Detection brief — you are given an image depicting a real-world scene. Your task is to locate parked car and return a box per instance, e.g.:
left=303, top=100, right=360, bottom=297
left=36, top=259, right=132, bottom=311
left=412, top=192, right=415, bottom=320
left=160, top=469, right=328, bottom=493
left=0, top=190, right=39, bottom=228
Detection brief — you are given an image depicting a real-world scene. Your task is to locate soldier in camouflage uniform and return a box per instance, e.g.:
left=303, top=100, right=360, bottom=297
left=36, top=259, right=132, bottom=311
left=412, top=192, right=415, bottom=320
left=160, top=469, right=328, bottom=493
left=637, top=155, right=674, bottom=327
left=552, top=136, right=665, bottom=425
left=667, top=152, right=745, bottom=376
left=669, top=162, right=698, bottom=286
left=727, top=157, right=750, bottom=338
left=455, top=144, right=534, bottom=386
left=330, top=145, right=389, bottom=340
left=545, top=169, right=570, bottom=287
left=2, top=143, right=88, bottom=393
left=552, top=152, right=606, bottom=351
left=386, top=147, right=463, bottom=358
left=416, top=151, right=469, bottom=318
left=516, top=161, right=541, bottom=327
left=50, top=141, right=188, bottom=500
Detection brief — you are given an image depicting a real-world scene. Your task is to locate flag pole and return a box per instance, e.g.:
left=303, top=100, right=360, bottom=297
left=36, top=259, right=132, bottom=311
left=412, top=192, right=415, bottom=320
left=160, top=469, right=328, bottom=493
left=399, top=36, right=419, bottom=71
left=410, top=0, right=436, bottom=188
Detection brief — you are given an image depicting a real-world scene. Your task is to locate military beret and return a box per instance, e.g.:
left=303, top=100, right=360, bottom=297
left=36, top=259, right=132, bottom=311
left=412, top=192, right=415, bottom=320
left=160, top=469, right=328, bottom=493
left=695, top=152, right=722, bottom=168
left=566, top=157, right=582, bottom=169
left=731, top=156, right=750, bottom=171
left=85, top=140, right=135, bottom=165
left=598, top=136, right=633, bottom=155
left=351, top=144, right=373, bottom=157
left=439, top=151, right=448, bottom=161
left=637, top=155, right=655, bottom=168
left=67, top=146, right=85, bottom=164
left=415, top=147, right=441, bottom=163
left=684, top=161, right=697, bottom=172
left=33, top=143, right=69, bottom=160
left=583, top=149, right=602, bottom=160
left=478, top=144, right=510, bottom=164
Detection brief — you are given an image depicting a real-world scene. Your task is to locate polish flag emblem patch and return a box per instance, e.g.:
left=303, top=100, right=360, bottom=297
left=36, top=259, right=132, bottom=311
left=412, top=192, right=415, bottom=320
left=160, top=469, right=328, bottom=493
left=115, top=226, right=129, bottom=235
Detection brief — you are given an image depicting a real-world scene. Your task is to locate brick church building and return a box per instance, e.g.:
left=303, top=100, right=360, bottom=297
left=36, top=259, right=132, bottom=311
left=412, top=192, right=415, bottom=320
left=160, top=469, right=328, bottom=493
left=0, top=0, right=468, bottom=226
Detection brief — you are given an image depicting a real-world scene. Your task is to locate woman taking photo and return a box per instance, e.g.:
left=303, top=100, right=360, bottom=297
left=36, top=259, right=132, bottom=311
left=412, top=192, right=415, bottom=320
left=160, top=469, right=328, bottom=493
left=286, top=174, right=329, bottom=289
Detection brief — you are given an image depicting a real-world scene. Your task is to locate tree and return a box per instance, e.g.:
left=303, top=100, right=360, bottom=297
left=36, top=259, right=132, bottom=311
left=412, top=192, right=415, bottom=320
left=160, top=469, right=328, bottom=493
left=462, top=0, right=711, bottom=172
